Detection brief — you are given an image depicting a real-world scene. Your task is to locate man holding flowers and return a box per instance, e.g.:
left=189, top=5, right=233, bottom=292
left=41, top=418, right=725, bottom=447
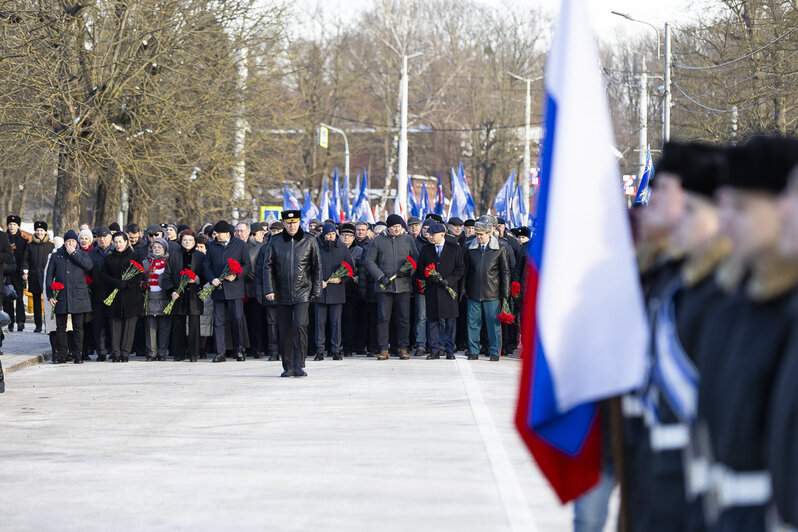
left=364, top=214, right=419, bottom=361
left=202, top=220, right=251, bottom=363
left=313, top=223, right=354, bottom=361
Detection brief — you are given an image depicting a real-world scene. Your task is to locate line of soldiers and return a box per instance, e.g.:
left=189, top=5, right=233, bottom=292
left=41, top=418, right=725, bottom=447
left=596, top=136, right=798, bottom=532
left=0, top=207, right=532, bottom=380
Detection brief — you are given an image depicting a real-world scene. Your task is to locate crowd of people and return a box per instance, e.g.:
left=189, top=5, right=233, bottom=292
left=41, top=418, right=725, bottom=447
left=0, top=209, right=531, bottom=382
left=573, top=135, right=798, bottom=532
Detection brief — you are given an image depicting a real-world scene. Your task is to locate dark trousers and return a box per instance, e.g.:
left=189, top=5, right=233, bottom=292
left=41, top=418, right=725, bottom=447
left=146, top=315, right=172, bottom=357
left=376, top=292, right=410, bottom=351
left=32, top=292, right=43, bottom=329
left=341, top=297, right=360, bottom=353
left=314, top=303, right=343, bottom=355
left=55, top=312, right=85, bottom=361
left=265, top=305, right=279, bottom=357
left=172, top=314, right=200, bottom=358
left=110, top=317, right=138, bottom=358
left=91, top=303, right=109, bottom=355
left=244, top=299, right=264, bottom=354
left=429, top=317, right=457, bottom=354
left=277, top=303, right=309, bottom=371
left=4, top=289, right=25, bottom=326
left=213, top=299, right=245, bottom=354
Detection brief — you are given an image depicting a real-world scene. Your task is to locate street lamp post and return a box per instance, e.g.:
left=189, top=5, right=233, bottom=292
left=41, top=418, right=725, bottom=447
left=397, top=51, right=424, bottom=218
left=507, top=72, right=543, bottom=217
left=319, top=122, right=350, bottom=197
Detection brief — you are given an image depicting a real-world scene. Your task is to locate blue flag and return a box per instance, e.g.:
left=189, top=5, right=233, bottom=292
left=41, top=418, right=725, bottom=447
left=331, top=168, right=343, bottom=222
left=300, top=189, right=320, bottom=231
left=353, top=171, right=374, bottom=223
left=407, top=180, right=420, bottom=218
left=633, top=148, right=653, bottom=206
left=283, top=184, right=302, bottom=212
left=458, top=162, right=476, bottom=219
left=419, top=183, right=430, bottom=218
left=494, top=170, right=516, bottom=221
left=319, top=177, right=333, bottom=221
left=434, top=173, right=446, bottom=216
left=342, top=172, right=351, bottom=220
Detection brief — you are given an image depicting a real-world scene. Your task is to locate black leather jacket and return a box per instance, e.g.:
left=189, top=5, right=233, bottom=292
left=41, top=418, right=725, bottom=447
left=463, top=235, right=510, bottom=301
left=262, top=227, right=322, bottom=305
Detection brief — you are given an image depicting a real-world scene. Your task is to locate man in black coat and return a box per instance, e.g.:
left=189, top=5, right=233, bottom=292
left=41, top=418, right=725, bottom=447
left=0, top=228, right=14, bottom=354
left=22, top=221, right=55, bottom=333
left=354, top=221, right=372, bottom=249
left=254, top=231, right=280, bottom=362
left=262, top=210, right=322, bottom=377
left=238, top=221, right=264, bottom=358
left=5, top=214, right=27, bottom=331
left=45, top=230, right=94, bottom=363
left=419, top=223, right=464, bottom=360
left=339, top=223, right=363, bottom=356
left=202, top=220, right=251, bottom=362
left=462, top=222, right=509, bottom=361
left=87, top=226, right=113, bottom=360
left=365, top=214, right=419, bottom=360
left=314, top=223, right=353, bottom=360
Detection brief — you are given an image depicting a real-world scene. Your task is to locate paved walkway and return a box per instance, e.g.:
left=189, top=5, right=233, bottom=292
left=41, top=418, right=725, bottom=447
left=0, top=348, right=618, bottom=531
left=0, top=328, right=52, bottom=374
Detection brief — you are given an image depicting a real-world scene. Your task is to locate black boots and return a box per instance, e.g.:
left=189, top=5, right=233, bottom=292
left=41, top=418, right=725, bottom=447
left=212, top=354, right=226, bottom=363
left=235, top=351, right=246, bottom=362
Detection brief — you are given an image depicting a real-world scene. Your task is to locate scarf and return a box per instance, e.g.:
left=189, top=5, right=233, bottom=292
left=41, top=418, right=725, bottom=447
left=147, top=258, right=167, bottom=291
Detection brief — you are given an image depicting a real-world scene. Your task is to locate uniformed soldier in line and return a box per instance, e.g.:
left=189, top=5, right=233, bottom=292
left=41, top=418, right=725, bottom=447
left=262, top=210, right=322, bottom=377
left=641, top=143, right=732, bottom=532
left=620, top=142, right=686, bottom=532
left=688, top=138, right=798, bottom=532
left=768, top=150, right=798, bottom=529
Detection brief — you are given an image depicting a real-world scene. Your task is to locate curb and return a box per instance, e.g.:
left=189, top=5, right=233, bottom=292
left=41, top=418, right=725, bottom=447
left=2, top=352, right=51, bottom=375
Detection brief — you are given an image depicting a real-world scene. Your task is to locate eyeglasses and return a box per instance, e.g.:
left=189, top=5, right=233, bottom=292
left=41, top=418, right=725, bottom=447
left=148, top=233, right=159, bottom=237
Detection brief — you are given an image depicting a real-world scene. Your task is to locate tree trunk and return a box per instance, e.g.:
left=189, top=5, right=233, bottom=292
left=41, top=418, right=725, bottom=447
left=52, top=150, right=82, bottom=236
left=95, top=169, right=121, bottom=226
left=774, top=95, right=786, bottom=136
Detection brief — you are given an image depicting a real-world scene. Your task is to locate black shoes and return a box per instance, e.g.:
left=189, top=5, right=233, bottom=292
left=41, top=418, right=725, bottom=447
left=188, top=355, right=197, bottom=362
left=33, top=327, right=42, bottom=333
left=332, top=354, right=342, bottom=361
left=97, top=354, right=106, bottom=362
left=235, top=352, right=246, bottom=362
left=281, top=369, right=294, bottom=377
left=212, top=354, right=226, bottom=363
left=445, top=352, right=456, bottom=360
left=467, top=353, right=479, bottom=360
left=426, top=352, right=440, bottom=360
left=313, top=354, right=324, bottom=361
left=414, top=348, right=425, bottom=357
left=294, top=368, right=308, bottom=377
left=268, top=354, right=280, bottom=362
left=490, top=355, right=500, bottom=361
left=17, top=323, right=23, bottom=331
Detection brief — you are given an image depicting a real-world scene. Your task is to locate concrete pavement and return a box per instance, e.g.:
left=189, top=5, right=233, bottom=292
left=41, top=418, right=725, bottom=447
left=0, top=350, right=618, bottom=531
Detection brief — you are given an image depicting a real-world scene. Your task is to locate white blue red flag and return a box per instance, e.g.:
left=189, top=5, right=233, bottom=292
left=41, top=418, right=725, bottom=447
left=342, top=172, right=352, bottom=220
left=319, top=177, right=333, bottom=222
left=283, top=184, right=302, bottom=212
left=300, top=189, right=319, bottom=231
left=433, top=173, right=446, bottom=217
left=353, top=171, right=375, bottom=223
left=633, top=147, right=653, bottom=206
left=331, top=168, right=344, bottom=222
left=407, top=180, right=421, bottom=218
left=419, top=183, right=430, bottom=218
left=515, top=0, right=648, bottom=503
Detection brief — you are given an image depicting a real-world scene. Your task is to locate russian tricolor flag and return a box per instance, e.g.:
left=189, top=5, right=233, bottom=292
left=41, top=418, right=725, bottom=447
left=515, top=0, right=648, bottom=503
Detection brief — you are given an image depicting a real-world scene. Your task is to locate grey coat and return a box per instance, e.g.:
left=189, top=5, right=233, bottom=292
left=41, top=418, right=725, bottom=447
left=44, top=247, right=94, bottom=314
left=364, top=232, right=419, bottom=294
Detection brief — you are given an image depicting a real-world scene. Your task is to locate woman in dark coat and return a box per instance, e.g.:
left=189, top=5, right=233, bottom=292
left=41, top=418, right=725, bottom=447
left=100, top=232, right=145, bottom=362
left=171, top=230, right=204, bottom=362
left=313, top=224, right=353, bottom=360
left=22, top=221, right=55, bottom=332
left=45, top=230, right=94, bottom=364
left=417, top=223, right=465, bottom=359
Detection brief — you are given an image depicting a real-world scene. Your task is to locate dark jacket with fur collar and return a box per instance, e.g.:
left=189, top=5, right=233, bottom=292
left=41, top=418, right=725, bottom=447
left=262, top=227, right=322, bottom=305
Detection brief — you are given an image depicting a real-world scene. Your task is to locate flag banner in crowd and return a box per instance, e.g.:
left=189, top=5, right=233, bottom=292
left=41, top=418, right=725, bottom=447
left=510, top=182, right=529, bottom=228
left=458, top=162, right=477, bottom=219
left=419, top=182, right=430, bottom=218
left=331, top=168, right=344, bottom=222
left=515, top=0, right=649, bottom=503
left=633, top=147, right=653, bottom=206
left=408, top=180, right=421, bottom=218
left=353, top=171, right=375, bottom=223
left=300, top=188, right=320, bottom=230
left=319, top=177, right=333, bottom=222
left=342, top=172, right=352, bottom=220
left=434, top=173, right=446, bottom=216
left=494, top=170, right=515, bottom=221
left=283, top=184, right=302, bottom=212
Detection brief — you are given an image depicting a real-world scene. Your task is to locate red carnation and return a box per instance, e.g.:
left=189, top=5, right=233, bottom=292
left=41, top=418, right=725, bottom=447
left=416, top=279, right=425, bottom=294
left=84, top=275, right=93, bottom=286
left=182, top=269, right=197, bottom=281
left=511, top=281, right=521, bottom=296
left=342, top=261, right=354, bottom=278
left=497, top=298, right=515, bottom=324
left=424, top=264, right=436, bottom=278
left=129, top=260, right=145, bottom=273
left=51, top=281, right=65, bottom=291
left=227, top=258, right=243, bottom=275
left=406, top=256, right=417, bottom=270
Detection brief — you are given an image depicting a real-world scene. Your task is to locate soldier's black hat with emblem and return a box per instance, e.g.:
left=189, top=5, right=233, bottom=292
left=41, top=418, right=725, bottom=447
left=281, top=210, right=301, bottom=223
left=6, top=215, right=20, bottom=226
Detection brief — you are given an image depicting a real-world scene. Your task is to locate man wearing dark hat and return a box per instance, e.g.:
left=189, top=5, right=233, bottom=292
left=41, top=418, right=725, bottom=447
left=407, top=216, right=422, bottom=239
left=411, top=219, right=434, bottom=356
left=463, top=219, right=476, bottom=239
left=238, top=221, right=264, bottom=358
left=45, top=230, right=93, bottom=363
left=365, top=213, right=419, bottom=360
left=22, top=221, right=54, bottom=333
left=0, top=226, right=12, bottom=353
left=447, top=217, right=465, bottom=246
left=269, top=221, right=284, bottom=236
left=250, top=222, right=266, bottom=244
left=202, top=220, right=252, bottom=362
left=86, top=226, right=113, bottom=360
left=419, top=223, right=464, bottom=359
left=425, top=213, right=443, bottom=223
left=108, top=222, right=121, bottom=233
left=262, top=209, right=322, bottom=377
left=339, top=222, right=365, bottom=356
left=314, top=223, right=353, bottom=360
left=4, top=214, right=27, bottom=331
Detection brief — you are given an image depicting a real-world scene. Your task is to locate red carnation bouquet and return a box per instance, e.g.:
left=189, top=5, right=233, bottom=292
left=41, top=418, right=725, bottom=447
left=497, top=298, right=515, bottom=324
left=163, top=269, right=198, bottom=315
left=50, top=281, right=64, bottom=318
left=380, top=256, right=416, bottom=290
left=416, top=279, right=425, bottom=294
left=424, top=263, right=456, bottom=299
left=325, top=261, right=354, bottom=284
left=511, top=281, right=521, bottom=297
left=85, top=274, right=93, bottom=297
left=104, top=260, right=145, bottom=306
left=200, top=258, right=242, bottom=301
